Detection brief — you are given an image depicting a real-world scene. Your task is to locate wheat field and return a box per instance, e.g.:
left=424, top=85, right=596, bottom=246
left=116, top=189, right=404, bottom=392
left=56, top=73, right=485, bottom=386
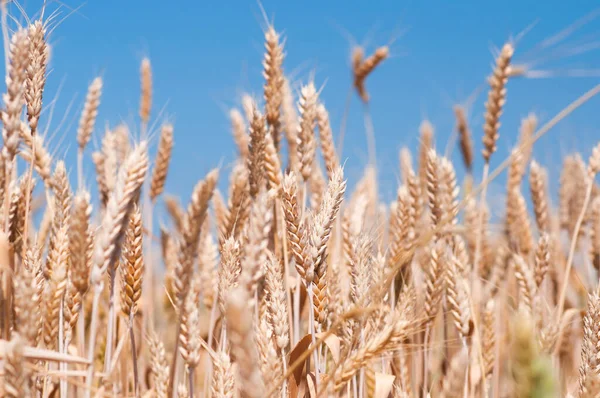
left=2, top=2, right=600, bottom=398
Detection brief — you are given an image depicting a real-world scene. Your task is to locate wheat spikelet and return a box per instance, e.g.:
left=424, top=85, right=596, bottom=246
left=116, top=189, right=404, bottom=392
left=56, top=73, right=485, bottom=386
left=418, top=120, right=434, bottom=198
left=310, top=167, right=346, bottom=325
left=247, top=105, right=267, bottom=198
left=349, top=234, right=374, bottom=307
left=482, top=43, right=514, bottom=163
left=240, top=189, right=273, bottom=302
left=353, top=46, right=388, bottom=102
left=43, top=227, right=68, bottom=350
left=580, top=290, right=600, bottom=396
left=482, top=244, right=509, bottom=302
left=19, top=126, right=52, bottom=185
left=25, top=21, right=48, bottom=134
left=264, top=129, right=283, bottom=191
left=534, top=234, right=550, bottom=289
left=255, top=316, right=282, bottom=393
left=211, top=351, right=236, bottom=398
left=213, top=189, right=229, bottom=236
left=424, top=242, right=445, bottom=325
left=529, top=160, right=550, bottom=233
left=224, top=163, right=250, bottom=239
left=464, top=198, right=481, bottom=264
left=263, top=25, right=284, bottom=150
left=559, top=155, right=580, bottom=230
left=426, top=149, right=443, bottom=230
left=173, top=168, right=218, bottom=303
left=139, top=58, right=152, bottom=124
left=77, top=77, right=102, bottom=151
left=230, top=108, right=249, bottom=159
left=388, top=186, right=416, bottom=292
left=70, top=189, right=93, bottom=296
left=506, top=188, right=534, bottom=256
left=316, top=102, right=339, bottom=178
left=589, top=142, right=600, bottom=178
left=439, top=156, right=459, bottom=224
left=446, top=254, right=472, bottom=339
left=179, top=276, right=202, bottom=368
left=13, top=246, right=43, bottom=345
left=64, top=278, right=81, bottom=340
left=332, top=314, right=414, bottom=390
left=482, top=299, right=495, bottom=380
left=101, top=128, right=118, bottom=195
left=148, top=333, right=170, bottom=398
left=197, top=228, right=216, bottom=309
left=308, top=161, right=326, bottom=209
left=518, top=113, right=537, bottom=166
left=454, top=105, right=473, bottom=172
left=45, top=162, right=72, bottom=279
left=120, top=205, right=143, bottom=317
left=150, top=123, right=174, bottom=202
left=281, top=171, right=311, bottom=281
left=113, top=123, right=131, bottom=166
left=217, top=237, right=241, bottom=316
left=297, top=82, right=319, bottom=181
left=507, top=148, right=526, bottom=194
left=2, top=29, right=30, bottom=162
left=164, top=194, right=185, bottom=234
left=91, top=142, right=149, bottom=286
left=8, top=177, right=33, bottom=257
left=226, top=288, right=264, bottom=398
left=399, top=146, right=413, bottom=184
left=264, top=250, right=289, bottom=351
left=92, top=151, right=110, bottom=207
left=512, top=254, right=536, bottom=314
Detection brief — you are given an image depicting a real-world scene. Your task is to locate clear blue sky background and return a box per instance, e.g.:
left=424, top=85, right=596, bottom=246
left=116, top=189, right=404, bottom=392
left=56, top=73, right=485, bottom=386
left=6, top=1, right=600, bottom=214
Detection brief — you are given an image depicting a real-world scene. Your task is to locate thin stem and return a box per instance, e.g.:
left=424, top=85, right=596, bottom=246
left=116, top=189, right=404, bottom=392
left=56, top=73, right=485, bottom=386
left=557, top=178, right=595, bottom=316
left=293, top=277, right=300, bottom=345
left=463, top=338, right=469, bottom=398
left=422, top=326, right=430, bottom=398
left=188, top=366, right=195, bottom=398
left=473, top=162, right=489, bottom=287
left=2, top=159, right=14, bottom=341
left=59, top=299, right=67, bottom=398
left=167, top=317, right=182, bottom=398
left=102, top=264, right=117, bottom=376
left=84, top=284, right=102, bottom=398
left=129, top=313, right=140, bottom=398
left=307, top=283, right=319, bottom=389
left=204, top=293, right=219, bottom=397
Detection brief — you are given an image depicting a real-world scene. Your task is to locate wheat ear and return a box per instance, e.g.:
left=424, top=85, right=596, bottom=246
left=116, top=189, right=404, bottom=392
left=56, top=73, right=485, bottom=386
left=150, top=123, right=174, bottom=202
left=263, top=25, right=284, bottom=150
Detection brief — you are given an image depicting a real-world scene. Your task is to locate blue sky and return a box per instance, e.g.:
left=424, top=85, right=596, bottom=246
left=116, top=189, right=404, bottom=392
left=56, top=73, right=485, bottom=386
left=6, top=1, right=600, bottom=211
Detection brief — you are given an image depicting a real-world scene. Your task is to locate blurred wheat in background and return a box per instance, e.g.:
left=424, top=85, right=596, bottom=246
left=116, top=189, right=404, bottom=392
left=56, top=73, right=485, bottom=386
left=2, top=1, right=600, bottom=397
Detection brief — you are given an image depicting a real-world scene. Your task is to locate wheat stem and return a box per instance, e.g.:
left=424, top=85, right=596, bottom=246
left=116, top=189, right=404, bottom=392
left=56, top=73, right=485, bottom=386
left=557, top=180, right=594, bottom=317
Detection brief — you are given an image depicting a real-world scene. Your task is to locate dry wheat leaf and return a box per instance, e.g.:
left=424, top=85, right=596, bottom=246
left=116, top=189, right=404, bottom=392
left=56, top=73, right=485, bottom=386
left=374, top=373, right=396, bottom=398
